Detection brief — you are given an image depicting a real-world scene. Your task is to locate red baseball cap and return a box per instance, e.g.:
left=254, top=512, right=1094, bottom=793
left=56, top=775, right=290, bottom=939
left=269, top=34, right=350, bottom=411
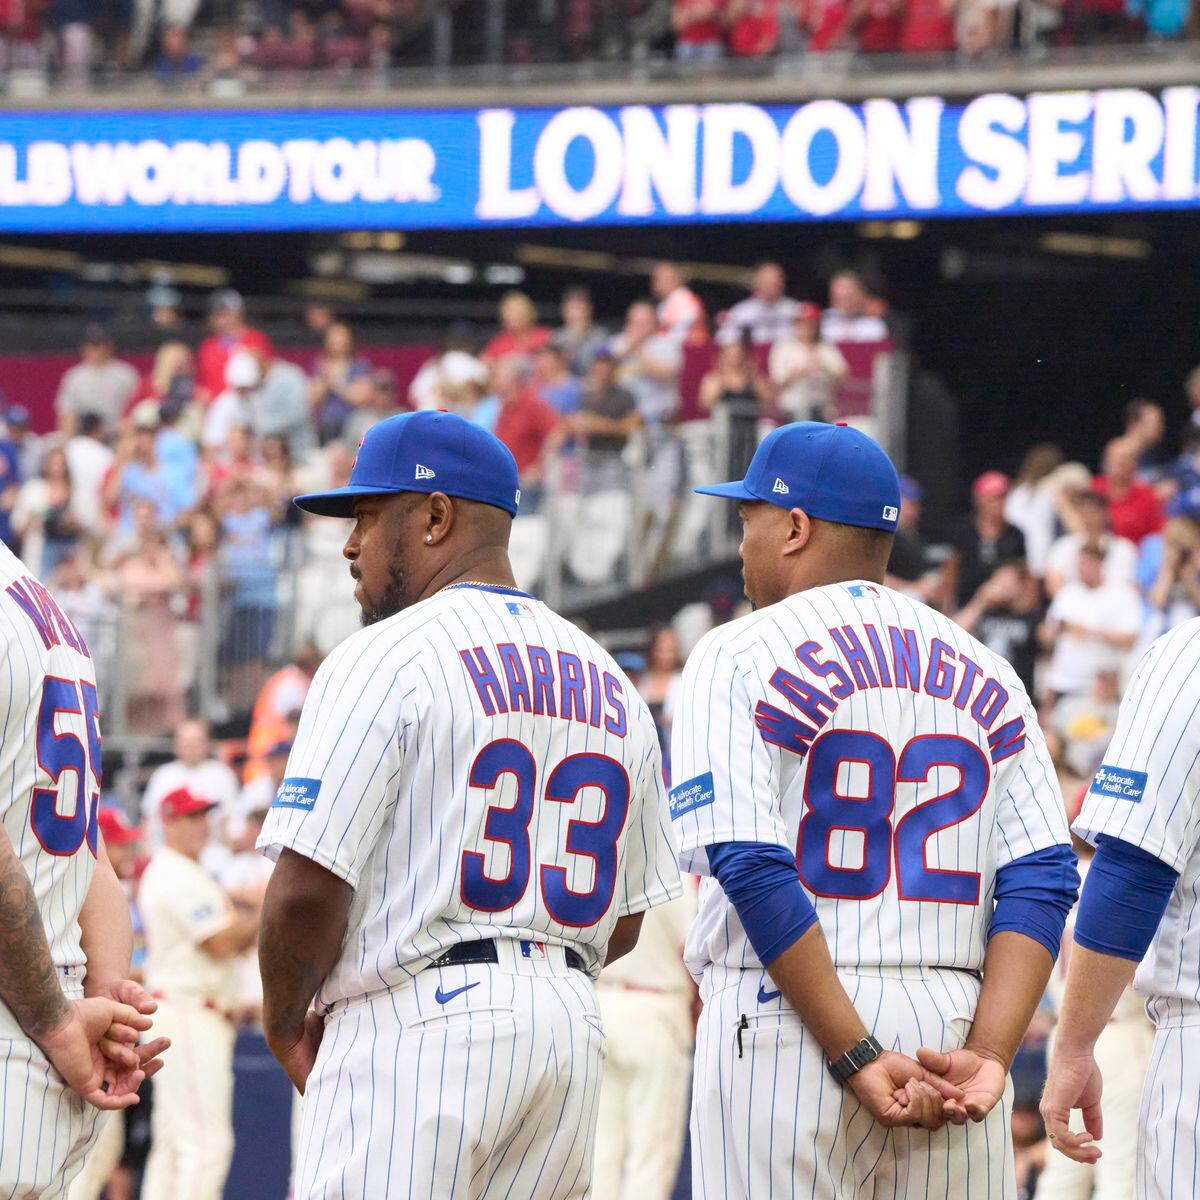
left=160, top=787, right=217, bottom=821
left=97, top=807, right=140, bottom=845
left=972, top=470, right=1011, bottom=501
left=794, top=301, right=822, bottom=323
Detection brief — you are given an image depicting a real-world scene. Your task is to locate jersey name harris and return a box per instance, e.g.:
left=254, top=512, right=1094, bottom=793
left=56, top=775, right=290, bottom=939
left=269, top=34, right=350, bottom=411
left=459, top=643, right=629, bottom=736
left=754, top=623, right=1025, bottom=765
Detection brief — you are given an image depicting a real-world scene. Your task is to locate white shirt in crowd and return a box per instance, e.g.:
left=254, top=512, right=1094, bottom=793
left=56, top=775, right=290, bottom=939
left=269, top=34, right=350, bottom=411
left=1045, top=581, right=1142, bottom=695
left=65, top=434, right=116, bottom=514
left=768, top=339, right=849, bottom=421
left=718, top=296, right=800, bottom=346
left=1046, top=532, right=1138, bottom=589
left=139, top=846, right=240, bottom=1010
left=820, top=309, right=888, bottom=343
left=1004, top=482, right=1059, bottom=577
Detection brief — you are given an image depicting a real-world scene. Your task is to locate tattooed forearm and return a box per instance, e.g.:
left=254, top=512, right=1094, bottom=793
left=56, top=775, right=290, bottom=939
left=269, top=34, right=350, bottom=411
left=258, top=849, right=353, bottom=1044
left=0, top=834, right=69, bottom=1041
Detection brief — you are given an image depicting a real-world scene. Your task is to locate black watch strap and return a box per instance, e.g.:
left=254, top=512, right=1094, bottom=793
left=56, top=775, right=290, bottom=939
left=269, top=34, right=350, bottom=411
left=827, top=1035, right=885, bottom=1084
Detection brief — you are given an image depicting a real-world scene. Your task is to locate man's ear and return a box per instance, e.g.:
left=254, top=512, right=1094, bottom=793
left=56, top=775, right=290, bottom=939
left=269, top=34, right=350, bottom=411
left=425, top=493, right=455, bottom=545
left=781, top=507, right=813, bottom=557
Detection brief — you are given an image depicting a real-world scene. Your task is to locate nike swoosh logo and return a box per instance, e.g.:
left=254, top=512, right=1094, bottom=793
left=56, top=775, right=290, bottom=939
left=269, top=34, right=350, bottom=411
left=434, top=982, right=480, bottom=1005
left=757, top=985, right=782, bottom=1004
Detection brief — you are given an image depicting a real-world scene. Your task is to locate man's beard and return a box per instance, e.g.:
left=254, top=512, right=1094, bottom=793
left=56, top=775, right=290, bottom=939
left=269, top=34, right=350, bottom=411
left=360, top=565, right=409, bottom=626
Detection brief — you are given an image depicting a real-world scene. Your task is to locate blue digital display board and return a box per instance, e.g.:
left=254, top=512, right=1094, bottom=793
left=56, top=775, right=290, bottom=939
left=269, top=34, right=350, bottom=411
left=0, top=88, right=1196, bottom=231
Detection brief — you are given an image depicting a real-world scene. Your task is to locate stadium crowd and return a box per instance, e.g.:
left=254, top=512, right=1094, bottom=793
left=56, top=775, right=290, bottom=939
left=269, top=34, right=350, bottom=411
left=20, top=257, right=1196, bottom=1198
left=0, top=0, right=1195, bottom=91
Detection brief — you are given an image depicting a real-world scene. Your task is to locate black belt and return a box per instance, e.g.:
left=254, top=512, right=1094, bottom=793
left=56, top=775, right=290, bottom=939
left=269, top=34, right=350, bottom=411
left=429, top=939, right=587, bottom=973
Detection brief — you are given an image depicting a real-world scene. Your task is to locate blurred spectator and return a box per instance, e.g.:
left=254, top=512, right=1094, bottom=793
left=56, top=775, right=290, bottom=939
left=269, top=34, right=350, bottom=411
left=492, top=361, right=560, bottom=507
left=573, top=349, right=640, bottom=488
left=155, top=393, right=202, bottom=507
left=342, top=368, right=400, bottom=448
left=143, top=718, right=239, bottom=845
left=955, top=0, right=1017, bottom=53
left=698, top=339, right=769, bottom=479
left=1094, top=436, right=1165, bottom=544
left=898, top=0, right=957, bottom=49
left=114, top=522, right=186, bottom=735
left=726, top=0, right=780, bottom=53
left=106, top=403, right=194, bottom=534
left=768, top=301, right=849, bottom=421
left=482, top=291, right=552, bottom=366
left=1040, top=543, right=1141, bottom=702
left=244, top=642, right=321, bottom=782
left=204, top=350, right=259, bottom=449
left=613, top=301, right=683, bottom=426
left=196, top=289, right=273, bottom=401
left=821, top=271, right=888, bottom=343
left=1141, top=514, right=1200, bottom=642
left=1048, top=668, right=1122, bottom=779
left=51, top=551, right=116, bottom=669
left=217, top=476, right=279, bottom=711
left=66, top=413, right=114, bottom=518
left=650, top=261, right=708, bottom=347
left=253, top=350, right=312, bottom=455
left=146, top=281, right=184, bottom=331
left=55, top=324, right=139, bottom=436
left=0, top=416, right=19, bottom=551
left=308, top=321, right=372, bottom=445
left=154, top=22, right=203, bottom=85
left=11, top=446, right=87, bottom=577
left=553, top=286, right=609, bottom=378
left=1044, top=490, right=1137, bottom=595
left=1004, top=443, right=1063, bottom=579
left=3, top=406, right=38, bottom=481
left=534, top=344, right=585, bottom=417
left=142, top=342, right=201, bottom=436
left=1123, top=397, right=1166, bottom=475
left=1186, top=364, right=1200, bottom=427
left=671, top=0, right=725, bottom=58
left=943, top=470, right=1026, bottom=609
left=408, top=323, right=485, bottom=410
left=719, top=261, right=799, bottom=346
left=801, top=0, right=903, bottom=51
left=639, top=625, right=683, bottom=771
left=954, top=560, right=1043, bottom=695
left=885, top=476, right=938, bottom=601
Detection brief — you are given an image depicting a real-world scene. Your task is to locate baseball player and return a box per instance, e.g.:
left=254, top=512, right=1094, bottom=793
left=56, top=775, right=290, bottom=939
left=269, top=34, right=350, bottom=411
left=256, top=411, right=681, bottom=1199
left=0, top=541, right=168, bottom=1198
left=675, top=422, right=1079, bottom=1198
left=1042, top=615, right=1200, bottom=1196
left=138, top=786, right=262, bottom=1200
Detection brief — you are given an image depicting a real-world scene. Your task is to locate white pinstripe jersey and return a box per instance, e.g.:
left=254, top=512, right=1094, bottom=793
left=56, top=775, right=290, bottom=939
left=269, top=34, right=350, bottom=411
left=1074, top=617, right=1200, bottom=1004
left=671, top=580, right=1070, bottom=979
left=0, top=543, right=101, bottom=974
left=258, top=583, right=681, bottom=1008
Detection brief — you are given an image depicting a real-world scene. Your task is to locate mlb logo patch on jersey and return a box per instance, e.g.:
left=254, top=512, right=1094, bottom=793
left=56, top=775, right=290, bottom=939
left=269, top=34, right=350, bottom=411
left=669, top=772, right=715, bottom=820
left=521, top=941, right=547, bottom=960
left=273, top=777, right=322, bottom=811
left=506, top=600, right=536, bottom=619
left=845, top=583, right=880, bottom=599
left=1090, top=764, right=1148, bottom=803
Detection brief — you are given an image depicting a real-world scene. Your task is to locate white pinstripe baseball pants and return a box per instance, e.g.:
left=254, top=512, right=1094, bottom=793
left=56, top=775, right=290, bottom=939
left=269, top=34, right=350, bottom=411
left=294, top=942, right=607, bottom=1200
left=0, top=973, right=104, bottom=1200
left=691, top=964, right=1015, bottom=1200
left=1137, top=997, right=1200, bottom=1200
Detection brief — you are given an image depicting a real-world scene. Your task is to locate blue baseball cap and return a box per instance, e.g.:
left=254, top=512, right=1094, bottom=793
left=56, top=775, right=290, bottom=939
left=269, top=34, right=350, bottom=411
left=294, top=411, right=521, bottom=518
left=695, top=421, right=901, bottom=532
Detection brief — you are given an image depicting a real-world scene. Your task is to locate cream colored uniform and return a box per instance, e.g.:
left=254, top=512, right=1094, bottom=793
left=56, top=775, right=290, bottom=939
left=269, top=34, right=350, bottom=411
left=592, top=882, right=698, bottom=1200
left=138, top=847, right=239, bottom=1200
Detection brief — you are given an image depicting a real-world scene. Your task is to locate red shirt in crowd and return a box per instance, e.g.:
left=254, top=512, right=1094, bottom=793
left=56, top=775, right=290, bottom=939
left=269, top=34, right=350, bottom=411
left=898, top=0, right=956, bottom=51
left=1093, top=477, right=1165, bottom=544
left=482, top=327, right=553, bottom=363
left=727, top=0, right=779, bottom=54
left=673, top=0, right=726, bottom=44
left=803, top=0, right=901, bottom=52
left=494, top=390, right=561, bottom=476
left=196, top=327, right=275, bottom=401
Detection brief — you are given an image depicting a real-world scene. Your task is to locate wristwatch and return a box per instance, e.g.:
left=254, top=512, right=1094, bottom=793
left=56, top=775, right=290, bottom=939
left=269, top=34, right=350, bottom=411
left=827, top=1035, right=885, bottom=1084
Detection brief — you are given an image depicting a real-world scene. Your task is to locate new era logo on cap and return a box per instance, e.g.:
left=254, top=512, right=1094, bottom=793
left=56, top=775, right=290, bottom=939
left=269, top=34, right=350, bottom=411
left=415, top=464, right=436, bottom=480
left=772, top=478, right=789, bottom=495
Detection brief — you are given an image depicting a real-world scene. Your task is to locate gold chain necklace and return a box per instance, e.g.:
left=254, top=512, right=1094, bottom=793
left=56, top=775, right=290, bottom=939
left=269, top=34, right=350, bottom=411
left=437, top=581, right=527, bottom=595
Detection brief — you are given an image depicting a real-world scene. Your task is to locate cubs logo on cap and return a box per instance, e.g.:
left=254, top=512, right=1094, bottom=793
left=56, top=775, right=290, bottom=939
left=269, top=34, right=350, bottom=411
left=294, top=411, right=521, bottom=519
left=694, top=421, right=901, bottom=533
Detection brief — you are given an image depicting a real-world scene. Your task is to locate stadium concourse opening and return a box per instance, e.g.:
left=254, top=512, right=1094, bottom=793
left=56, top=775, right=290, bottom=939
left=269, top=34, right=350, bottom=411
left=3, top=207, right=1193, bottom=500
